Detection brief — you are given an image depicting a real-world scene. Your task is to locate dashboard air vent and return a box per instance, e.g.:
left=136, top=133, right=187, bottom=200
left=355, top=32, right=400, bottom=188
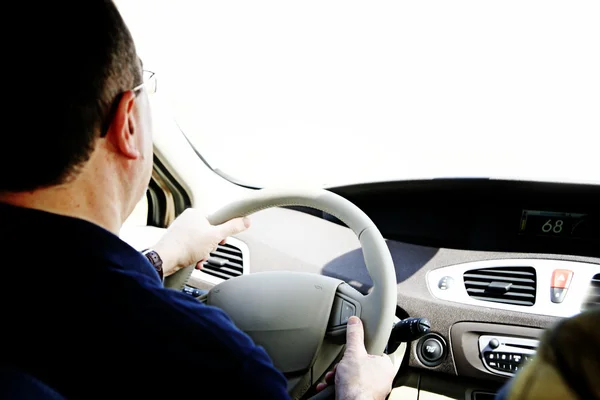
left=200, top=242, right=245, bottom=281
left=582, top=273, right=600, bottom=311
left=463, top=266, right=537, bottom=306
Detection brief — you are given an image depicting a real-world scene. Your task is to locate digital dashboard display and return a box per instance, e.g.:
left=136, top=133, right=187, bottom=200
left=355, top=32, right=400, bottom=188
left=519, top=210, right=597, bottom=240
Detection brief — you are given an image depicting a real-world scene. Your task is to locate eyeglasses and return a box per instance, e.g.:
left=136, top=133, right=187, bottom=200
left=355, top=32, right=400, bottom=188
left=132, top=70, right=157, bottom=95
left=100, top=70, right=157, bottom=137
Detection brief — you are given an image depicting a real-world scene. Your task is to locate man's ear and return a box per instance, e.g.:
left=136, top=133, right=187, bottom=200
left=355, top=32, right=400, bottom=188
left=106, top=90, right=140, bottom=160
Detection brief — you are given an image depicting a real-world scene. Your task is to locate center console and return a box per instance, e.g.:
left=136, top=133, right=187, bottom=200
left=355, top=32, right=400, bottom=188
left=424, top=258, right=599, bottom=382
left=450, top=322, right=544, bottom=381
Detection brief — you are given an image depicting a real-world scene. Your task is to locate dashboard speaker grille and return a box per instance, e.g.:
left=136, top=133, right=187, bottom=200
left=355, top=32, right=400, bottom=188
left=200, top=243, right=244, bottom=281
left=463, top=266, right=537, bottom=306
left=582, top=273, right=600, bottom=311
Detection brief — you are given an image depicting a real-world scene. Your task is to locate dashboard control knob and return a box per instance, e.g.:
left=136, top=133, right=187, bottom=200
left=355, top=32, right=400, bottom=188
left=438, top=276, right=454, bottom=290
left=489, top=338, right=500, bottom=349
left=416, top=333, right=447, bottom=367
left=421, top=338, right=443, bottom=362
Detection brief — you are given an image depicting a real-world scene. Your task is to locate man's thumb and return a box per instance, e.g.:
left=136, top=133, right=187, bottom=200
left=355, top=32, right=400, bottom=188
left=218, top=217, right=251, bottom=237
left=345, top=316, right=366, bottom=354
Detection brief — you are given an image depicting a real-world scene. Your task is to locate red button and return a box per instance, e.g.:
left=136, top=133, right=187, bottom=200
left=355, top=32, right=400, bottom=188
left=551, top=269, right=574, bottom=289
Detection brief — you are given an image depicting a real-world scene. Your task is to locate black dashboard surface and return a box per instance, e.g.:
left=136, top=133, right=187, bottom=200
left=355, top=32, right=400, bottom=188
left=317, top=179, right=600, bottom=258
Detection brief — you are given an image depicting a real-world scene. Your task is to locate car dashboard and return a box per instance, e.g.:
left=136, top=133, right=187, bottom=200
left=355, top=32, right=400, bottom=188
left=122, top=178, right=600, bottom=399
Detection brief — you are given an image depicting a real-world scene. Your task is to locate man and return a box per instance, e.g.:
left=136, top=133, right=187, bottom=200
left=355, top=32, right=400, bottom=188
left=0, top=1, right=396, bottom=399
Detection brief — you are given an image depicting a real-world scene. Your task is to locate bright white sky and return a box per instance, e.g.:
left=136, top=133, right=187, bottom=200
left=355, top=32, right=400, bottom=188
left=116, top=1, right=600, bottom=187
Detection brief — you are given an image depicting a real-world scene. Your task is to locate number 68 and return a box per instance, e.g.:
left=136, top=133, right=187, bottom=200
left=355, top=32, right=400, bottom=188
left=542, top=219, right=563, bottom=233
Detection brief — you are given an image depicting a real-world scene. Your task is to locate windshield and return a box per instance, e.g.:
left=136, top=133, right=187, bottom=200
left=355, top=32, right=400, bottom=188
left=117, top=1, right=599, bottom=187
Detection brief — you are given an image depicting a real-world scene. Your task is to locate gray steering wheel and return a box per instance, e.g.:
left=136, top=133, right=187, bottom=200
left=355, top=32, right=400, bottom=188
left=165, top=188, right=399, bottom=398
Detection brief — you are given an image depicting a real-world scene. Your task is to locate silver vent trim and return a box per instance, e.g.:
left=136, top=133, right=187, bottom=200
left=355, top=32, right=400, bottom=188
left=191, top=236, right=250, bottom=285
left=427, top=259, right=600, bottom=318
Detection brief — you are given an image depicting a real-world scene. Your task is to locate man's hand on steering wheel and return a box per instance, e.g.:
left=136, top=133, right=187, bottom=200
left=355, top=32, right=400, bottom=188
left=151, top=208, right=251, bottom=277
left=317, top=316, right=398, bottom=400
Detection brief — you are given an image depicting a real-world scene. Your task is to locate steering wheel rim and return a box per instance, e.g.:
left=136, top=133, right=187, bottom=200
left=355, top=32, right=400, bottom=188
left=165, top=188, right=398, bottom=394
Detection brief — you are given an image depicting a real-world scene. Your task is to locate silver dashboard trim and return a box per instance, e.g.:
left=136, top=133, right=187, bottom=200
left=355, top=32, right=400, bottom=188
left=426, top=258, right=600, bottom=318
left=191, top=236, right=250, bottom=285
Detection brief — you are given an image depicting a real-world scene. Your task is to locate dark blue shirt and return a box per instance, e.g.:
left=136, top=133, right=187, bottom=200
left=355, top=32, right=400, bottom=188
left=0, top=203, right=289, bottom=399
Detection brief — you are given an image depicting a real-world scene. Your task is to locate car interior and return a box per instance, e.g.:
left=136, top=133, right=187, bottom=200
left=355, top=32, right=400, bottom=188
left=121, top=153, right=600, bottom=399
left=118, top=1, right=599, bottom=399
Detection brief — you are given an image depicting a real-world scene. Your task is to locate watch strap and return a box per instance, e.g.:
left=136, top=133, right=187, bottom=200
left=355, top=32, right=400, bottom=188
left=142, top=248, right=164, bottom=282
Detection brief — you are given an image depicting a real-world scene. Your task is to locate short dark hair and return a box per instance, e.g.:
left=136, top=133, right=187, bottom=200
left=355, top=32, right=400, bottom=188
left=1, top=1, right=142, bottom=192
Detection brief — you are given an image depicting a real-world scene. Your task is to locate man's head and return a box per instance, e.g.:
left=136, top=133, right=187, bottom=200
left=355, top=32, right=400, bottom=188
left=1, top=1, right=153, bottom=227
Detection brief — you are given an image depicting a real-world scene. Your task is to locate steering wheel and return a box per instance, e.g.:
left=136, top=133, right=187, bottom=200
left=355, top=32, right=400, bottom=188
left=165, top=188, right=400, bottom=399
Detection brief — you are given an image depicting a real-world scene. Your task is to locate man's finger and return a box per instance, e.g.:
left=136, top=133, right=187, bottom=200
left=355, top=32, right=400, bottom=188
left=325, top=370, right=335, bottom=384
left=345, top=316, right=366, bottom=355
left=217, top=217, right=251, bottom=238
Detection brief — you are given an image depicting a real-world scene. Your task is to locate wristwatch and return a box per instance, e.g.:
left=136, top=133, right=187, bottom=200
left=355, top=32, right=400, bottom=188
left=141, top=248, right=164, bottom=282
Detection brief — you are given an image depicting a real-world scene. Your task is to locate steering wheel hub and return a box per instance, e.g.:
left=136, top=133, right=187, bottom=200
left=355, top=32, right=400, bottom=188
left=208, top=271, right=343, bottom=375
